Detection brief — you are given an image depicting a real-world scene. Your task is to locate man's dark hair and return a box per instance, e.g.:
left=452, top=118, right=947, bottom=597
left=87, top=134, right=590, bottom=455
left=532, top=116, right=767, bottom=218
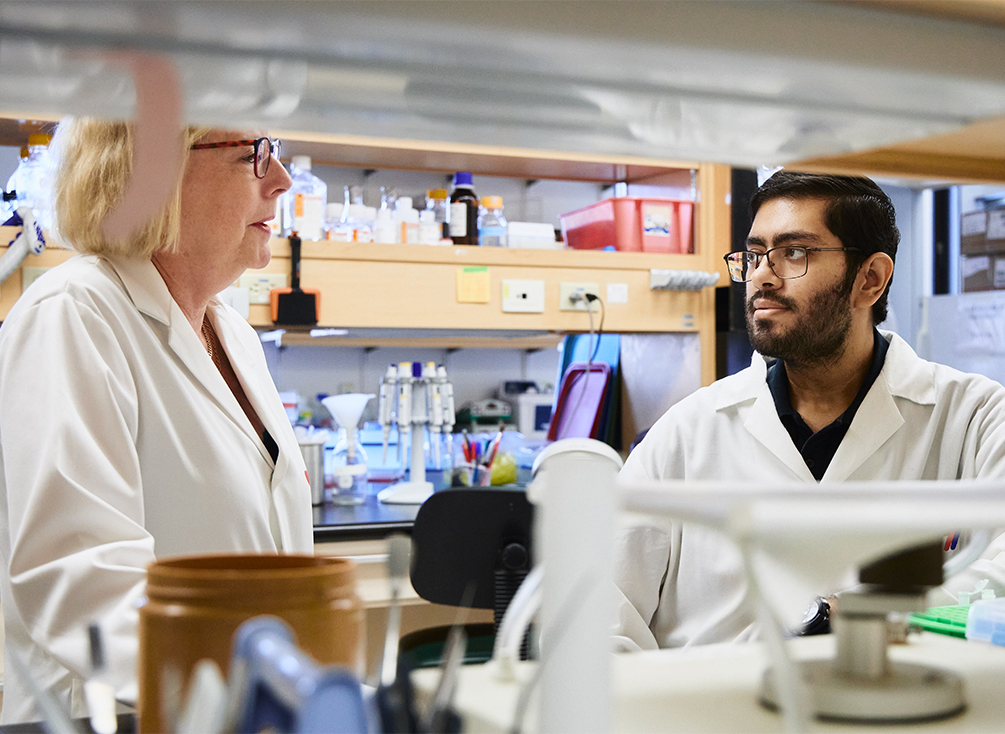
left=749, top=171, right=900, bottom=324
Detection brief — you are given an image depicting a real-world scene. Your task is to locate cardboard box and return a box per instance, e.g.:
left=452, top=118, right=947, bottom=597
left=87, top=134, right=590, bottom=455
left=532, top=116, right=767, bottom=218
left=962, top=253, right=993, bottom=292
left=987, top=210, right=1005, bottom=254
left=961, top=210, right=987, bottom=255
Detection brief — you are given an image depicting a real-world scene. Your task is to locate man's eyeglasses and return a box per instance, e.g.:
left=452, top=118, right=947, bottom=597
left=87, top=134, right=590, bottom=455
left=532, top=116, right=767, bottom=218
left=723, top=246, right=859, bottom=283
left=189, top=137, right=281, bottom=179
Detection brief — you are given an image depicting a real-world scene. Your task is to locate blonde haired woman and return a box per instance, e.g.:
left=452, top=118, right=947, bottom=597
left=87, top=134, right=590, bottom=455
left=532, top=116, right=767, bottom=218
left=0, top=118, right=311, bottom=723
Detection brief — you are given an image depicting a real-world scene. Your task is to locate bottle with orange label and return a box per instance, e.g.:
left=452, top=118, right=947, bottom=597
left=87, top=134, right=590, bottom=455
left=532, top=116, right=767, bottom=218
left=281, top=155, right=327, bottom=241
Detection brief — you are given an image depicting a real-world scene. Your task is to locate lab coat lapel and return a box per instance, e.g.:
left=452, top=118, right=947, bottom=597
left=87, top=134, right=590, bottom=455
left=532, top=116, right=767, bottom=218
left=724, top=359, right=812, bottom=481
left=824, top=332, right=928, bottom=482
left=209, top=306, right=313, bottom=551
left=743, top=388, right=816, bottom=481
left=107, top=257, right=264, bottom=450
left=824, top=377, right=903, bottom=482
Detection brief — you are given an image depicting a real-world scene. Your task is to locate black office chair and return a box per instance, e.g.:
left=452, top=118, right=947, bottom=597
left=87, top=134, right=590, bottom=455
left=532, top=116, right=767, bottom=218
left=400, top=487, right=534, bottom=668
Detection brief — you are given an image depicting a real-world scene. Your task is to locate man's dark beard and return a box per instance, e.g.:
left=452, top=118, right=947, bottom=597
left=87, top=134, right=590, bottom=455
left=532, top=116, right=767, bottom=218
left=745, top=278, right=855, bottom=369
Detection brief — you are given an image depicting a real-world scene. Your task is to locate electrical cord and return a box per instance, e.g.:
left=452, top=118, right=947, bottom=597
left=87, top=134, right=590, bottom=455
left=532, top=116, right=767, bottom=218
left=563, top=293, right=604, bottom=438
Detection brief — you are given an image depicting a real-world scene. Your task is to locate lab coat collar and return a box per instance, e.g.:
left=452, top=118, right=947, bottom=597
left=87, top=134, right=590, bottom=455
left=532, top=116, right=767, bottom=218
left=105, top=256, right=277, bottom=469
left=822, top=331, right=933, bottom=481
left=715, top=330, right=934, bottom=482
left=102, top=255, right=174, bottom=326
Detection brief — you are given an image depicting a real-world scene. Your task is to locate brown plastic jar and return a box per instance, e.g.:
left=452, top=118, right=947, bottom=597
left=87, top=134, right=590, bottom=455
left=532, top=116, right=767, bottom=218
left=137, top=553, right=363, bottom=733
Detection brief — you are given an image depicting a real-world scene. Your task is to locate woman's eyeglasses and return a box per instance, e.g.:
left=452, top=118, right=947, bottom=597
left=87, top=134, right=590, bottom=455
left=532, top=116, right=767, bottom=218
left=189, top=137, right=281, bottom=179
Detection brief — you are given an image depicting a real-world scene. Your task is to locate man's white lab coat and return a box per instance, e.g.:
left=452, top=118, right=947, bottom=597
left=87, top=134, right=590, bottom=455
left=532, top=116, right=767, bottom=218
left=614, top=331, right=1005, bottom=652
left=0, top=255, right=314, bottom=723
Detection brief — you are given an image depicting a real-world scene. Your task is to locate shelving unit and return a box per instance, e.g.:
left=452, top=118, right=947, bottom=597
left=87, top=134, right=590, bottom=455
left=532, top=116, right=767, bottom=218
left=0, top=128, right=731, bottom=385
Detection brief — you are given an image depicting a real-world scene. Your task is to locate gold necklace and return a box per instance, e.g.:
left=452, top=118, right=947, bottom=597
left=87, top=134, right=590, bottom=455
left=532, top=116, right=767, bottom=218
left=201, top=318, right=214, bottom=361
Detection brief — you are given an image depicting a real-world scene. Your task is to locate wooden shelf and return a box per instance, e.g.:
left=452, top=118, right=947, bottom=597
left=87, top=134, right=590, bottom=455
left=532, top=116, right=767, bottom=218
left=275, top=130, right=698, bottom=185
left=248, top=238, right=716, bottom=337
left=262, top=328, right=564, bottom=351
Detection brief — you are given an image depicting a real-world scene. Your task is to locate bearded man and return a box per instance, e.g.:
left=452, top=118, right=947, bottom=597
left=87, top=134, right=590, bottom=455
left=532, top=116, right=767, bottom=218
left=613, top=171, right=1005, bottom=651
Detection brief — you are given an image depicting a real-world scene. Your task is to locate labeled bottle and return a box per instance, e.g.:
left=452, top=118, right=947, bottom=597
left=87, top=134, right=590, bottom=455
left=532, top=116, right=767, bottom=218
left=373, top=207, right=398, bottom=244
left=418, top=210, right=441, bottom=245
left=477, top=195, right=508, bottom=247
left=448, top=172, right=478, bottom=245
left=2, top=145, right=28, bottom=223
left=282, top=155, right=327, bottom=241
left=426, top=188, right=450, bottom=239
left=324, top=202, right=347, bottom=241
left=395, top=197, right=419, bottom=244
left=349, top=205, right=375, bottom=243
left=12, top=134, right=54, bottom=231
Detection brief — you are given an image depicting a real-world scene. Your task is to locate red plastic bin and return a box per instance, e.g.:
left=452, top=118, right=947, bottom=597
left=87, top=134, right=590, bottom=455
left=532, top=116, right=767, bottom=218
left=559, top=196, right=694, bottom=253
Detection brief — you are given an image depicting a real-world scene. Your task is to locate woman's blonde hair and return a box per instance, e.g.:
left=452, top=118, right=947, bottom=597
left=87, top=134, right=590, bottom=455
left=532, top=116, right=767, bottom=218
left=51, top=117, right=210, bottom=258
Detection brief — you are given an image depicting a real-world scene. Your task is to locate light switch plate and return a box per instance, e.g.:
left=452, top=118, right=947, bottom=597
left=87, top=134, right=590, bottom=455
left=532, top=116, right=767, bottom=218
left=238, top=273, right=289, bottom=304
left=502, top=279, right=545, bottom=313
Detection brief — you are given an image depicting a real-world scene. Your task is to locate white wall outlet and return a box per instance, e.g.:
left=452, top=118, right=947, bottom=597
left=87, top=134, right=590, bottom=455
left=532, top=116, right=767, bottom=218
left=502, top=279, right=545, bottom=313
left=559, top=282, right=600, bottom=311
left=238, top=273, right=289, bottom=304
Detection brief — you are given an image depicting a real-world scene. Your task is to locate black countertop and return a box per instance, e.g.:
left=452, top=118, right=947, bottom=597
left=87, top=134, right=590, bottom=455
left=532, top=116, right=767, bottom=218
left=311, top=471, right=452, bottom=543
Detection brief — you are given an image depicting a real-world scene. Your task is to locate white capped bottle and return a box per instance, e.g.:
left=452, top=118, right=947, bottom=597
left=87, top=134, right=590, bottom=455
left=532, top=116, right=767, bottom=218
left=395, top=197, right=419, bottom=245
left=373, top=207, right=398, bottom=244
left=282, top=155, right=327, bottom=241
left=418, top=210, right=441, bottom=245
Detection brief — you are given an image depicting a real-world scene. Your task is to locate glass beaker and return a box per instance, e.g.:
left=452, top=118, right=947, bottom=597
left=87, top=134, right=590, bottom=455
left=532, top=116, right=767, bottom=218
left=329, top=427, right=369, bottom=505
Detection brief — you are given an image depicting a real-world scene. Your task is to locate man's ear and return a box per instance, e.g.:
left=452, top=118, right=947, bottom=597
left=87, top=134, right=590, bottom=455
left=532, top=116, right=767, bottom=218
left=853, top=253, right=894, bottom=310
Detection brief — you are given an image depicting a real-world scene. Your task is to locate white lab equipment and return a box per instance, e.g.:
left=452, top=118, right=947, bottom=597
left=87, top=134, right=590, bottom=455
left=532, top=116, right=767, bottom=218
left=0, top=207, right=46, bottom=286
left=528, top=438, right=623, bottom=734
left=619, top=478, right=1005, bottom=728
left=376, top=361, right=457, bottom=504
left=321, top=393, right=374, bottom=505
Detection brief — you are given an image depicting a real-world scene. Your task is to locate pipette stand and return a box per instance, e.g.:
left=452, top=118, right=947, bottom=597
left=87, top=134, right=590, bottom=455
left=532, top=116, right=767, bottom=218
left=378, top=423, right=434, bottom=505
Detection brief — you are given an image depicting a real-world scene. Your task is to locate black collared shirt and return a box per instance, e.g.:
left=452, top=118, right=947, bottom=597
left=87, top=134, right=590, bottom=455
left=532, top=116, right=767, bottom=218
left=766, top=329, right=890, bottom=480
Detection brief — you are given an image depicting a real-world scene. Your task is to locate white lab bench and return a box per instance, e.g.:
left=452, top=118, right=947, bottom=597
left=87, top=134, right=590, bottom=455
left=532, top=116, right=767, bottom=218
left=412, top=632, right=1005, bottom=733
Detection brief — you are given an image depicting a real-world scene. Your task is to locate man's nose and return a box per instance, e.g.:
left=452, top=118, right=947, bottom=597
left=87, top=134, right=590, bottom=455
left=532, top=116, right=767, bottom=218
left=750, top=254, right=778, bottom=289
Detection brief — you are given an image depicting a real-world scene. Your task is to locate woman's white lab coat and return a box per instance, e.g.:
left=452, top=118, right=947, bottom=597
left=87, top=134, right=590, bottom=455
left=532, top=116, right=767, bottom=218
left=614, top=331, right=1005, bottom=652
left=0, top=255, right=314, bottom=723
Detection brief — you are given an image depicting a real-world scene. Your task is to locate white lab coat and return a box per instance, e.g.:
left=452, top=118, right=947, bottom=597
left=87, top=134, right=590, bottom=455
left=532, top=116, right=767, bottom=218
left=614, top=330, right=1005, bottom=652
left=0, top=255, right=314, bottom=723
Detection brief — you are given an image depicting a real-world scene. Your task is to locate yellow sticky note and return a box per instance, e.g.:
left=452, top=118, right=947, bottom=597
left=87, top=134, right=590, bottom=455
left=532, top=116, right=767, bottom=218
left=456, top=266, right=490, bottom=303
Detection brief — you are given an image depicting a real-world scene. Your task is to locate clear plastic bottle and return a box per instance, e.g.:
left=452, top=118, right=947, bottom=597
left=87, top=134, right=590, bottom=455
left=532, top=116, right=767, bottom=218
left=12, top=134, right=54, bottom=231
left=281, top=155, right=327, bottom=241
left=426, top=188, right=450, bottom=239
left=324, top=202, right=346, bottom=241
left=373, top=207, right=398, bottom=244
left=325, top=186, right=352, bottom=242
left=2, top=145, right=28, bottom=223
left=395, top=197, right=419, bottom=244
left=349, top=204, right=375, bottom=243
left=478, top=195, right=508, bottom=247
left=448, top=172, right=478, bottom=245
left=418, top=210, right=441, bottom=245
